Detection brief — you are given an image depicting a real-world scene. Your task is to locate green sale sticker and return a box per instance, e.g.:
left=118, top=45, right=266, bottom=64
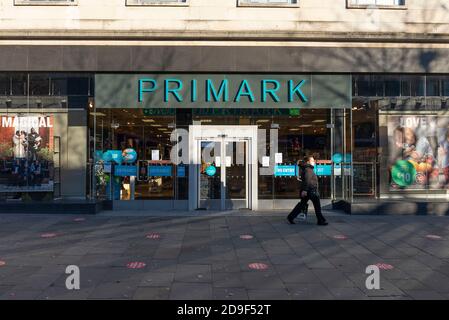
left=391, top=160, right=417, bottom=187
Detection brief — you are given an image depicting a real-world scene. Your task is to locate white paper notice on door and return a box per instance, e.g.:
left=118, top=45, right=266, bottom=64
left=151, top=150, right=160, bottom=161
left=334, top=164, right=342, bottom=176
left=262, top=156, right=270, bottom=167
left=225, top=156, right=232, bottom=167
left=215, top=156, right=221, bottom=167
left=275, top=153, right=283, bottom=164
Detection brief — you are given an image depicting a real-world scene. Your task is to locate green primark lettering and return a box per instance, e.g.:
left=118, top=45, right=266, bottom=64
left=137, top=78, right=308, bottom=104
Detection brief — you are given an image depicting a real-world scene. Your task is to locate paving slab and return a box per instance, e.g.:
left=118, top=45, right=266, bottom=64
left=212, top=273, right=244, bottom=288
left=240, top=272, right=286, bottom=290
left=133, top=287, right=171, bottom=300
left=286, top=283, right=334, bottom=300
left=248, top=289, right=292, bottom=300
left=88, top=281, right=138, bottom=299
left=328, top=287, right=368, bottom=300
left=139, top=272, right=175, bottom=287
left=174, top=264, right=212, bottom=283
left=213, top=287, right=249, bottom=300
left=169, top=283, right=213, bottom=300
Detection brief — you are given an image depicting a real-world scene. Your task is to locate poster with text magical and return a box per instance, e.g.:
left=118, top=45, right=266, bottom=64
left=387, top=115, right=449, bottom=191
left=0, top=115, right=54, bottom=192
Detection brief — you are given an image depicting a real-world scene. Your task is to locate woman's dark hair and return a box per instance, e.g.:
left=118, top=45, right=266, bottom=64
left=304, top=155, right=314, bottom=163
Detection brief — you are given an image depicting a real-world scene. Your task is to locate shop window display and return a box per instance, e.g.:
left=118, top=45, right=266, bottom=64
left=93, top=108, right=180, bottom=200
left=0, top=114, right=55, bottom=200
left=0, top=72, right=93, bottom=202
left=387, top=115, right=449, bottom=192
left=353, top=74, right=449, bottom=201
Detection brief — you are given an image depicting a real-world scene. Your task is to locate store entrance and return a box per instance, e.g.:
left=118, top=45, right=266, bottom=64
left=198, top=138, right=249, bottom=210
left=189, top=125, right=258, bottom=211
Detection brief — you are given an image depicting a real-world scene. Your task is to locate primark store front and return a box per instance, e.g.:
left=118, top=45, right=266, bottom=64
left=1, top=69, right=449, bottom=214
left=92, top=74, right=350, bottom=211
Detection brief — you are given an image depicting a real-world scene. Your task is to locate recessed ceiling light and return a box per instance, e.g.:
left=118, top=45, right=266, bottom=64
left=89, top=112, right=106, bottom=117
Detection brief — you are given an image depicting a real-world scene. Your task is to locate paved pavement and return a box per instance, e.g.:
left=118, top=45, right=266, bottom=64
left=1, top=210, right=449, bottom=300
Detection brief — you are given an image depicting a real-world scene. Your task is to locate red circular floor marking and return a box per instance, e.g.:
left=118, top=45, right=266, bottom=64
left=426, top=234, right=442, bottom=240
left=73, top=218, right=86, bottom=222
left=146, top=233, right=161, bottom=240
left=0, top=261, right=6, bottom=267
left=248, top=263, right=269, bottom=270
left=333, top=235, right=348, bottom=240
left=375, top=263, right=394, bottom=270
left=40, top=233, right=57, bottom=238
left=240, top=235, right=254, bottom=240
left=126, top=262, right=146, bottom=269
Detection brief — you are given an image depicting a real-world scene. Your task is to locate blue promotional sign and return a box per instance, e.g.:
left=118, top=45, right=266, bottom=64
left=274, top=165, right=297, bottom=177
left=102, top=150, right=113, bottom=162
left=332, top=153, right=343, bottom=163
left=205, top=166, right=217, bottom=176
left=114, top=165, right=137, bottom=177
left=110, top=150, right=124, bottom=164
left=122, top=148, right=137, bottom=164
left=177, top=165, right=186, bottom=177
left=149, top=166, right=172, bottom=177
left=102, top=150, right=123, bottom=164
left=314, top=164, right=332, bottom=176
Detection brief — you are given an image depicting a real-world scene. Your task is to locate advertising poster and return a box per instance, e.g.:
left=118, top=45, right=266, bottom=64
left=0, top=115, right=54, bottom=192
left=387, top=115, right=449, bottom=191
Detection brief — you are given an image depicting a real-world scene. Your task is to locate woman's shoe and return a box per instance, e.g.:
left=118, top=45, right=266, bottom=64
left=317, top=220, right=328, bottom=226
left=287, top=217, right=296, bottom=225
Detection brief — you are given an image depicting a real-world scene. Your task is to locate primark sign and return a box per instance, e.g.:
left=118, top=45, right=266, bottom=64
left=95, top=74, right=351, bottom=109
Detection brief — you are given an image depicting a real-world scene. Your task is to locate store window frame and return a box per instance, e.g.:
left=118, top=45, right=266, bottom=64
left=0, top=72, right=92, bottom=202
left=346, top=0, right=407, bottom=10
left=237, top=0, right=300, bottom=8
left=352, top=74, right=449, bottom=203
left=14, top=0, right=77, bottom=6
left=126, top=0, right=189, bottom=7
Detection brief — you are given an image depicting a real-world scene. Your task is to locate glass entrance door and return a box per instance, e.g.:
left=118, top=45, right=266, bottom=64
left=199, top=140, right=222, bottom=210
left=225, top=140, right=248, bottom=209
left=198, top=138, right=249, bottom=210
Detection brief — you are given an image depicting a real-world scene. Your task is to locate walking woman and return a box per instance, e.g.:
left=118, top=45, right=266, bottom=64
left=287, top=156, right=328, bottom=226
